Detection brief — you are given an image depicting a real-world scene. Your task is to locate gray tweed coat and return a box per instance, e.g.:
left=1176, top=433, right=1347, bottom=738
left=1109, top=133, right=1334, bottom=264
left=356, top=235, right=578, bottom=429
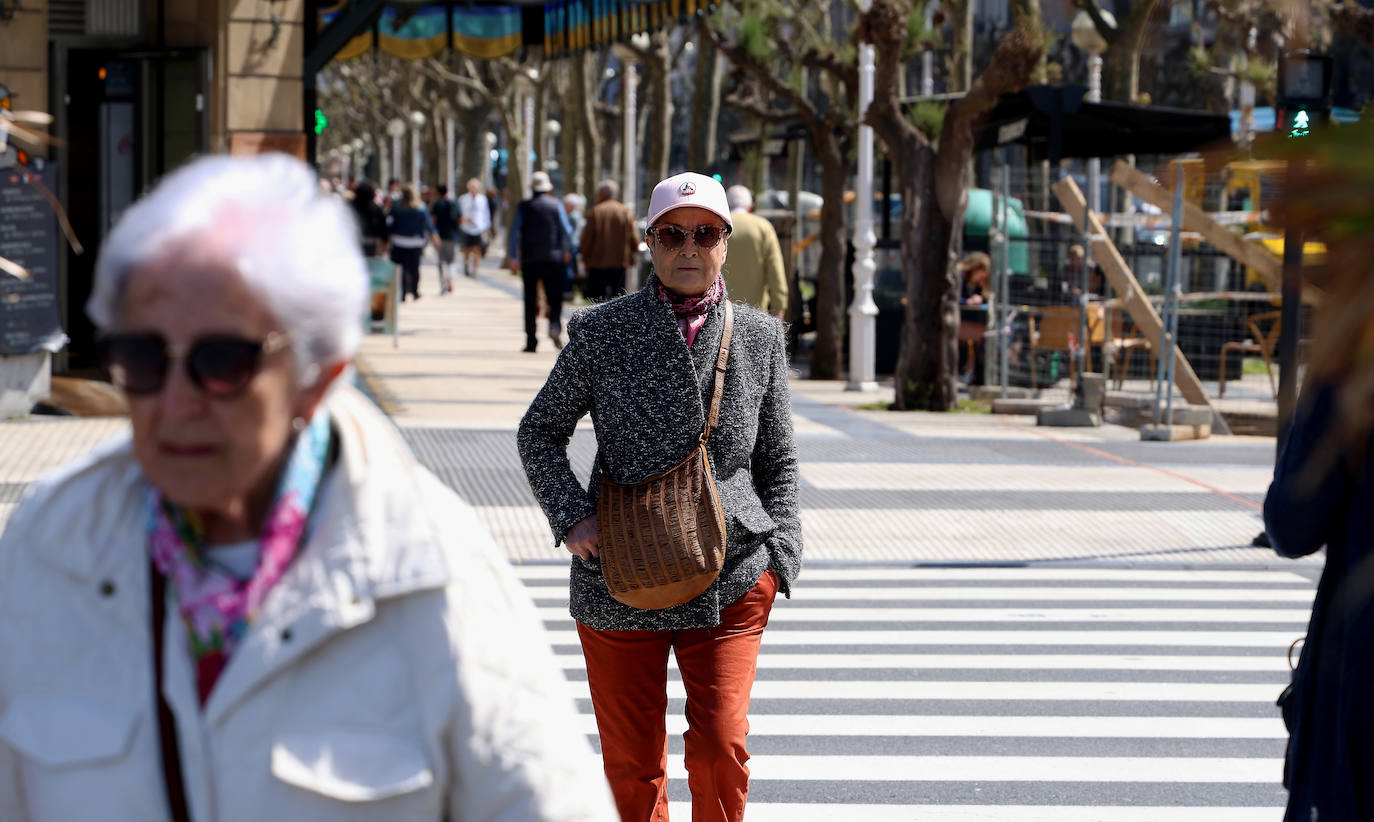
left=517, top=275, right=802, bottom=631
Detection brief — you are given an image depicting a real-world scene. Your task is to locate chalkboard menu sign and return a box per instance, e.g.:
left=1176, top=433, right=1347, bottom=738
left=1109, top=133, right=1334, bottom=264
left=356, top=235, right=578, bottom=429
left=0, top=164, right=65, bottom=355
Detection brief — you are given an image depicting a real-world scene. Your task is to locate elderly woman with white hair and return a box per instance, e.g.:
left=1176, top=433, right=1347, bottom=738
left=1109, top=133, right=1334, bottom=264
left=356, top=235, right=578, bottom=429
left=0, top=154, right=615, bottom=822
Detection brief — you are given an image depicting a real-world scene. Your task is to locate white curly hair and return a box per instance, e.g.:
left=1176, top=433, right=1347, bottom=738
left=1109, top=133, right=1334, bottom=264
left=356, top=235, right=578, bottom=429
left=86, top=153, right=367, bottom=385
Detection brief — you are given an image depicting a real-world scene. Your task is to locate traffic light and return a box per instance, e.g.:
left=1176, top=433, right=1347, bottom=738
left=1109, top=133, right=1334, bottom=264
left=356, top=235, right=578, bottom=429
left=314, top=108, right=328, bottom=135
left=1276, top=51, right=1332, bottom=140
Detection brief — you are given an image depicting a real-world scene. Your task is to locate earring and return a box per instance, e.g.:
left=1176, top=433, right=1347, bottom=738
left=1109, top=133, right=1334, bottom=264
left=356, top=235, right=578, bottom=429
left=291, top=416, right=307, bottom=432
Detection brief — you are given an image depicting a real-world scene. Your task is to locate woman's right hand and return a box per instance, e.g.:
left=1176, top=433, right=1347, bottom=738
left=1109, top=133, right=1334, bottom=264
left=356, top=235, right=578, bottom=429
left=566, top=515, right=599, bottom=561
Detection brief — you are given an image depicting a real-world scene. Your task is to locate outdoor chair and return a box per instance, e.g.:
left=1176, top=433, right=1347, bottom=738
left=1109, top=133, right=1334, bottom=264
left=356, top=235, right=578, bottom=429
left=1029, top=303, right=1104, bottom=388
left=1218, top=310, right=1281, bottom=398
left=1107, top=307, right=1155, bottom=390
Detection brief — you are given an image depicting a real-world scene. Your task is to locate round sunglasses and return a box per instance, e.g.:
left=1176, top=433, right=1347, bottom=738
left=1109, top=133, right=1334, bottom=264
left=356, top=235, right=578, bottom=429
left=647, top=223, right=731, bottom=252
left=97, top=331, right=291, bottom=398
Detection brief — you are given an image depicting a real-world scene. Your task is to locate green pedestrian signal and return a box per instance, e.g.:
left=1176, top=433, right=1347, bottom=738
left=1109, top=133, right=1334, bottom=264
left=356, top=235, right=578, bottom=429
left=314, top=109, right=328, bottom=135
left=1286, top=108, right=1311, bottom=139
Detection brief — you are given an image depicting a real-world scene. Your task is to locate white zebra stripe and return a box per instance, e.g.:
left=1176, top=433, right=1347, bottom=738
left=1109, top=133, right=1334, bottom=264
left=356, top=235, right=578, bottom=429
left=557, top=652, right=1290, bottom=672
left=541, top=629, right=1303, bottom=647
left=537, top=606, right=1311, bottom=623
left=666, top=803, right=1277, bottom=821
left=564, top=679, right=1285, bottom=703
left=510, top=565, right=1311, bottom=584
left=664, top=754, right=1282, bottom=783
left=577, top=714, right=1286, bottom=739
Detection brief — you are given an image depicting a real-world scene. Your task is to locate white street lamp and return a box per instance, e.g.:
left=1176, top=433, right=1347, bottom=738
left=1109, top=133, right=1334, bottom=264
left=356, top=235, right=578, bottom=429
left=387, top=117, right=406, bottom=188
left=409, top=110, right=427, bottom=192
left=847, top=0, right=879, bottom=392
left=519, top=68, right=540, bottom=198
left=1071, top=9, right=1111, bottom=217
left=1071, top=9, right=1112, bottom=384
left=545, top=119, right=561, bottom=173
left=484, top=131, right=498, bottom=188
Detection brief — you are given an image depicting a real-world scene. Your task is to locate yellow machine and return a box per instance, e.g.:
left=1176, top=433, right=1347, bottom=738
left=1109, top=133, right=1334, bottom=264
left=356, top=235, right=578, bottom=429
left=1223, top=160, right=1326, bottom=289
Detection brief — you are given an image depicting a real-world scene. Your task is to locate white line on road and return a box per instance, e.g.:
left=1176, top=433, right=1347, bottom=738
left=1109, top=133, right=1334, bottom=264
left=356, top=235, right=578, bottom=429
left=558, top=652, right=1290, bottom=672
left=765, top=586, right=1315, bottom=602
left=664, top=804, right=1279, bottom=821
left=578, top=714, right=1286, bottom=739
left=537, top=606, right=1311, bottom=624
left=565, top=679, right=1287, bottom=703
left=664, top=754, right=1282, bottom=783
left=512, top=566, right=1312, bottom=584
left=543, top=629, right=1303, bottom=648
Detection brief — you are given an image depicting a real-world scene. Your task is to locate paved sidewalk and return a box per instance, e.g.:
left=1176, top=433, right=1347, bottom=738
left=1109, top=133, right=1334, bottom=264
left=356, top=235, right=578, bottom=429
left=0, top=255, right=1313, bottom=569
left=356, top=257, right=1309, bottom=568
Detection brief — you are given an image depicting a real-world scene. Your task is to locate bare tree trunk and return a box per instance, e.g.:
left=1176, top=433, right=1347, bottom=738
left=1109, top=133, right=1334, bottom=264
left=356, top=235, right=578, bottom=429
left=533, top=81, right=547, bottom=175
left=460, top=103, right=491, bottom=185
left=688, top=22, right=721, bottom=170
left=863, top=0, right=1042, bottom=409
left=577, top=53, right=602, bottom=194
left=810, top=131, right=848, bottom=381
left=647, top=32, right=673, bottom=185
left=560, top=73, right=584, bottom=199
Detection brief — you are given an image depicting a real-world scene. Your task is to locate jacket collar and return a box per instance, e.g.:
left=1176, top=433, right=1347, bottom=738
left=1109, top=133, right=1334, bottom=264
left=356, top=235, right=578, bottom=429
left=199, top=386, right=454, bottom=723
left=30, top=386, right=455, bottom=724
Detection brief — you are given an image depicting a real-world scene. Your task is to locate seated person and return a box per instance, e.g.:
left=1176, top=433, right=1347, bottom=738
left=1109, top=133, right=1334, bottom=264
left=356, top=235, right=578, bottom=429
left=958, top=252, right=991, bottom=306
left=956, top=252, right=991, bottom=384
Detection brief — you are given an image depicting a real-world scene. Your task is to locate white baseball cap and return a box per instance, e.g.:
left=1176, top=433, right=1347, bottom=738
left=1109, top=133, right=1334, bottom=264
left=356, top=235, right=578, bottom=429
left=531, top=170, right=553, bottom=193
left=645, top=172, right=733, bottom=230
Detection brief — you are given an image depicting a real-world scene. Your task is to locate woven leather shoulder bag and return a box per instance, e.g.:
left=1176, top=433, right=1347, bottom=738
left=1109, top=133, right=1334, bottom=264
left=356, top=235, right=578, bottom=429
left=597, top=301, right=734, bottom=610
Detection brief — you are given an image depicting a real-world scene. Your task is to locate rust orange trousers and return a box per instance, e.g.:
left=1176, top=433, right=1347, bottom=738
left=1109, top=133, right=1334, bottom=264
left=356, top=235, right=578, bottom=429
left=576, top=570, right=779, bottom=822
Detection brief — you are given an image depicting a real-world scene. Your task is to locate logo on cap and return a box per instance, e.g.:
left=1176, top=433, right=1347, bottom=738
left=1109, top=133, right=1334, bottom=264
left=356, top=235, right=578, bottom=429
left=679, top=181, right=697, bottom=196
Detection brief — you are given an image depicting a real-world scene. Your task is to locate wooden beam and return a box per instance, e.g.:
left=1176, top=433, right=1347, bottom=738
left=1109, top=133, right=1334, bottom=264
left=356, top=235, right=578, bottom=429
left=1051, top=176, right=1232, bottom=436
left=1110, top=161, right=1320, bottom=306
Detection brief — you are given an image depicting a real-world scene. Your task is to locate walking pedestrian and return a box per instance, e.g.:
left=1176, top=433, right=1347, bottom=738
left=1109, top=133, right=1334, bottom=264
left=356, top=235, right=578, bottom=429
left=430, top=183, right=462, bottom=294
left=723, top=185, right=788, bottom=319
left=578, top=179, right=639, bottom=302
left=1264, top=126, right=1374, bottom=822
left=563, top=192, right=586, bottom=301
left=458, top=178, right=492, bottom=279
left=349, top=179, right=389, bottom=259
left=388, top=185, right=433, bottom=301
left=0, top=153, right=616, bottom=822
left=517, top=171, right=802, bottom=822
left=507, top=170, right=573, bottom=352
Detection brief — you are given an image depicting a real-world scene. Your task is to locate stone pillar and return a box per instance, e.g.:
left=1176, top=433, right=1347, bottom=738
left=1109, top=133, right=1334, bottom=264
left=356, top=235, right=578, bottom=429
left=219, top=0, right=307, bottom=157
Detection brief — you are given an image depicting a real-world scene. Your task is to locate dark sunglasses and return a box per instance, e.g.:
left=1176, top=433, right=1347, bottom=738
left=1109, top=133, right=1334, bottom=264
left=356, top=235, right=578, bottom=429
left=97, top=331, right=291, bottom=398
left=647, top=223, right=731, bottom=252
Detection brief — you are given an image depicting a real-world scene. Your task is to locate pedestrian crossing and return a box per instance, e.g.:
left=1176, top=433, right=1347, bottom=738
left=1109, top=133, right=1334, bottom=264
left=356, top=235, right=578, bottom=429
left=514, top=563, right=1313, bottom=821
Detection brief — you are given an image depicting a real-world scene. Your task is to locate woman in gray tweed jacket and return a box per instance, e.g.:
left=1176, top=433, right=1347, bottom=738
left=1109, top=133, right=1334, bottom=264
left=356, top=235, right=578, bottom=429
left=518, top=172, right=801, bottom=822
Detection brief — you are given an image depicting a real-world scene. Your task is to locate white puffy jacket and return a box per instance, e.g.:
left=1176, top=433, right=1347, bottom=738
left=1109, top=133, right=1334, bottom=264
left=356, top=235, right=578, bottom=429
left=0, top=387, right=616, bottom=822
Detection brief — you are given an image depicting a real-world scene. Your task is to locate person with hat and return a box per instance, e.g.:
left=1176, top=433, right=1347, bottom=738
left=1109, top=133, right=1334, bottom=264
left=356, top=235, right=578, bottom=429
left=517, top=171, right=803, bottom=822
left=507, top=170, right=574, bottom=352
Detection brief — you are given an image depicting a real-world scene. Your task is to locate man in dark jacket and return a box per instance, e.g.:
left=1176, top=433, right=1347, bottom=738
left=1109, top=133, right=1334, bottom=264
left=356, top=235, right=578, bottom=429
left=508, top=171, right=573, bottom=352
left=430, top=184, right=462, bottom=294
left=578, top=179, right=640, bottom=302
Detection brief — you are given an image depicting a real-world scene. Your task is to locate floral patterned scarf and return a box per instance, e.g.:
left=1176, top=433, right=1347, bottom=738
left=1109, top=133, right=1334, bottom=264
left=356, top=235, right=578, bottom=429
left=148, top=410, right=333, bottom=705
left=657, top=273, right=726, bottom=347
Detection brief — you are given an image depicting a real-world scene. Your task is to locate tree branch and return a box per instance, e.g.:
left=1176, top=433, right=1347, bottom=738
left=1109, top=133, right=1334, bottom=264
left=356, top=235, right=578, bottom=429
left=701, top=21, right=819, bottom=122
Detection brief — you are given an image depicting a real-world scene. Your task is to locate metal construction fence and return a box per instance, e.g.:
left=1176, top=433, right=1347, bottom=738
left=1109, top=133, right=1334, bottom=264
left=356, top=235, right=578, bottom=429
left=969, top=158, right=1312, bottom=434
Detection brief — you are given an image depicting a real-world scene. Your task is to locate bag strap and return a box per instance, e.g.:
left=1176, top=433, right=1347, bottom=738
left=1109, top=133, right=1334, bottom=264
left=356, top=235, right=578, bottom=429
left=151, top=564, right=194, bottom=822
left=702, top=300, right=734, bottom=443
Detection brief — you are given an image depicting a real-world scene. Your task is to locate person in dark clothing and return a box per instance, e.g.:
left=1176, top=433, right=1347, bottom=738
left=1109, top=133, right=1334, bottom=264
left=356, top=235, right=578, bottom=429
left=350, top=180, right=389, bottom=259
left=1262, top=127, right=1374, bottom=820
left=430, top=184, right=462, bottom=294
left=507, top=171, right=573, bottom=352
left=388, top=185, right=434, bottom=301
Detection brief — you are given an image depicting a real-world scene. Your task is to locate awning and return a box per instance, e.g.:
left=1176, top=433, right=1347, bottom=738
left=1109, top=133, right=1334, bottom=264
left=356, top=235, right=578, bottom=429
left=964, top=189, right=1029, bottom=275
left=319, top=0, right=721, bottom=63
left=972, top=85, right=1233, bottom=161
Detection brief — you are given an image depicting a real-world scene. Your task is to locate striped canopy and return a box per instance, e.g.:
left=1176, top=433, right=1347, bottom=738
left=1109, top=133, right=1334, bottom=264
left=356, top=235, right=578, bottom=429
left=320, top=0, right=721, bottom=62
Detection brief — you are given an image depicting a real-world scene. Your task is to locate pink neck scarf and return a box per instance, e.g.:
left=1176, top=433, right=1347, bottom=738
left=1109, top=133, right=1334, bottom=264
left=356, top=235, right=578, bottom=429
left=657, top=273, right=725, bottom=347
